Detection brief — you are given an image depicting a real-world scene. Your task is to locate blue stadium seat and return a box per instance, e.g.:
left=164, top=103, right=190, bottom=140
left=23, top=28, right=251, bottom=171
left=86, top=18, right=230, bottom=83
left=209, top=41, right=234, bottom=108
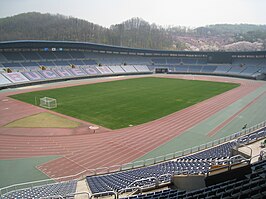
left=2, top=180, right=77, bottom=199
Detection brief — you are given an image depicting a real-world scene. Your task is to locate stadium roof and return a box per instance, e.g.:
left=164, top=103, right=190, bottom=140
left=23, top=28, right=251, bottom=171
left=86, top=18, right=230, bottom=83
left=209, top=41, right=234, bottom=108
left=0, top=40, right=265, bottom=57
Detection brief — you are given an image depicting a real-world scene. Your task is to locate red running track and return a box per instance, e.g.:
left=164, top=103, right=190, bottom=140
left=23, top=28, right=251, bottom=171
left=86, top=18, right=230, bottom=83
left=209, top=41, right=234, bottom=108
left=0, top=75, right=263, bottom=179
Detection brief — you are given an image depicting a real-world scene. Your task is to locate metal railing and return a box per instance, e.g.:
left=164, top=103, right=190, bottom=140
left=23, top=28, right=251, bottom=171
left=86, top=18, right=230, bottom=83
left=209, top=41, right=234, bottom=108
left=66, top=191, right=91, bottom=199
left=118, top=186, right=142, bottom=195
left=1, top=120, right=265, bottom=197
left=206, top=158, right=251, bottom=177
left=90, top=191, right=116, bottom=199
left=126, top=177, right=159, bottom=189
left=40, top=195, right=64, bottom=199
left=118, top=120, right=266, bottom=172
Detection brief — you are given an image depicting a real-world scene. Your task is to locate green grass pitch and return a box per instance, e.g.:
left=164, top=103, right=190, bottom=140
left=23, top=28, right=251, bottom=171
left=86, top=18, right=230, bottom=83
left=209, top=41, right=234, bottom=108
left=10, top=77, right=239, bottom=129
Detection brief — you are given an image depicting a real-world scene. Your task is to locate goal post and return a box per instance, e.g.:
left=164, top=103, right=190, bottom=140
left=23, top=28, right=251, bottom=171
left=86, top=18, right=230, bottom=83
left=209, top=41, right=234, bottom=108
left=40, top=97, right=57, bottom=109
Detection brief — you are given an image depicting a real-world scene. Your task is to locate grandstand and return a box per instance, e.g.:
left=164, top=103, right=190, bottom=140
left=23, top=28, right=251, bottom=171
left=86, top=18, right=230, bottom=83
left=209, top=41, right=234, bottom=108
left=1, top=123, right=266, bottom=198
left=0, top=41, right=266, bottom=89
left=0, top=40, right=266, bottom=199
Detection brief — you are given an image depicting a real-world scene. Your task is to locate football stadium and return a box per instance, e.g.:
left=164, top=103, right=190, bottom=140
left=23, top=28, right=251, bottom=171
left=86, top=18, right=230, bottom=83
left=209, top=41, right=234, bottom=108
left=0, top=40, right=266, bottom=199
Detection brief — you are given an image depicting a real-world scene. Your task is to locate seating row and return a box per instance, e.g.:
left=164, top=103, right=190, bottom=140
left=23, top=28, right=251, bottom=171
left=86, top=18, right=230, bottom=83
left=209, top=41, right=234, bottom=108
left=148, top=64, right=264, bottom=79
left=122, top=159, right=266, bottom=199
left=0, top=65, right=151, bottom=87
left=86, top=127, right=266, bottom=195
left=1, top=180, right=77, bottom=199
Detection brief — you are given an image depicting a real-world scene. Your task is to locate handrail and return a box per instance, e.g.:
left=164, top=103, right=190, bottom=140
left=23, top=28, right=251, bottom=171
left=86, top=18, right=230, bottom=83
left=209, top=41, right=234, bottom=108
left=250, top=154, right=261, bottom=162
left=207, top=158, right=250, bottom=176
left=258, top=148, right=266, bottom=161
left=90, top=190, right=116, bottom=199
left=118, top=186, right=142, bottom=195
left=229, top=155, right=250, bottom=164
left=126, top=177, right=159, bottom=188
left=229, top=159, right=250, bottom=170
left=40, top=195, right=64, bottom=199
left=1, top=120, right=265, bottom=197
left=158, top=173, right=173, bottom=183
left=119, top=123, right=265, bottom=172
left=66, top=191, right=91, bottom=198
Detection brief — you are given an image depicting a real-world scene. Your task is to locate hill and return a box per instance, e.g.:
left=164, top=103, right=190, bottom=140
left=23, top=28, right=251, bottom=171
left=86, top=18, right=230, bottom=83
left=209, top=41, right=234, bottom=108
left=0, top=12, right=173, bottom=50
left=0, top=12, right=266, bottom=51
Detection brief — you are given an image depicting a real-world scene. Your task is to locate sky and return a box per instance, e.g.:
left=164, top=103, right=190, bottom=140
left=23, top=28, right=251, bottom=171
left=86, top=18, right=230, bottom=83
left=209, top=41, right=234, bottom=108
left=0, top=0, right=265, bottom=28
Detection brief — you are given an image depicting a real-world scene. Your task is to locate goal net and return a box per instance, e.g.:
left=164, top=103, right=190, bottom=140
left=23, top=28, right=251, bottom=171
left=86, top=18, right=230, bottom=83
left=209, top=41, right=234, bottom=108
left=40, top=97, right=57, bottom=109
